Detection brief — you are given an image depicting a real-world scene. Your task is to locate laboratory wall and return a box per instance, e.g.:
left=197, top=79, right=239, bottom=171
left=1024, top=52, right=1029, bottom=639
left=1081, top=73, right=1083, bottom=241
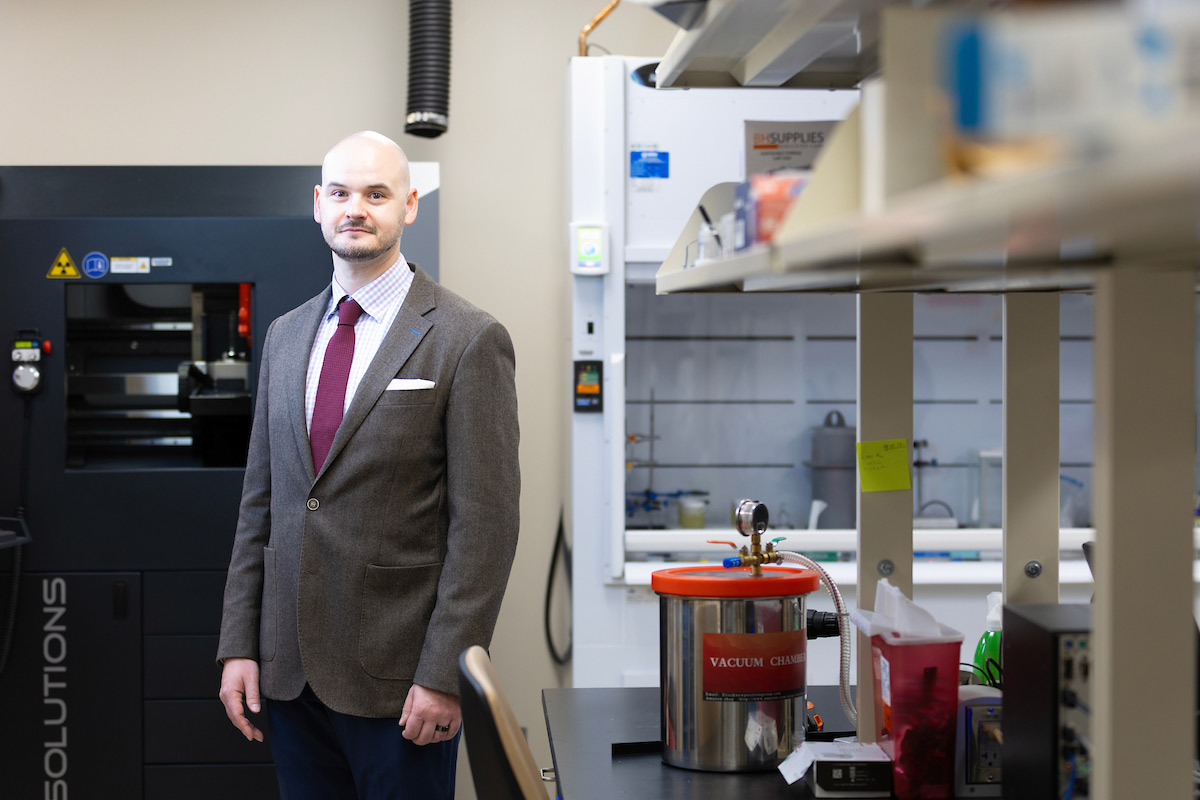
left=0, top=3, right=678, bottom=798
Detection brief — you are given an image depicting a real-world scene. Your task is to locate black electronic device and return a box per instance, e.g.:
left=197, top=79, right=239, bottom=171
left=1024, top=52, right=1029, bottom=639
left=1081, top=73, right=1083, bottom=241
left=1001, top=603, right=1092, bottom=799
left=11, top=329, right=47, bottom=394
left=1079, top=541, right=1200, bottom=758
left=4, top=328, right=42, bottom=549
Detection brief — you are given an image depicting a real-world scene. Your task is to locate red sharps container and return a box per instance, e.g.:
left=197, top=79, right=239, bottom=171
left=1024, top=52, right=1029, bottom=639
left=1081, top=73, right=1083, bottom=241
left=870, top=623, right=963, bottom=799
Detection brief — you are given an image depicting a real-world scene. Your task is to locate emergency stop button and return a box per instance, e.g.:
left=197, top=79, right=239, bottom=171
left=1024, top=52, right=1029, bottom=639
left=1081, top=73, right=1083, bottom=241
left=306, top=498, right=319, bottom=510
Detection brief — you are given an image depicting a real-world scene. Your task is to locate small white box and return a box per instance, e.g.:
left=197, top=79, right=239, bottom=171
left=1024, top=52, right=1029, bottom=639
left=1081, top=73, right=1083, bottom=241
left=779, top=741, right=892, bottom=798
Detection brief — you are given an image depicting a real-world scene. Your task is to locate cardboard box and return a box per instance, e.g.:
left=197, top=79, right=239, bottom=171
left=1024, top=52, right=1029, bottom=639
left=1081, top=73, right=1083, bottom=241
left=941, top=6, right=1200, bottom=141
left=750, top=171, right=807, bottom=245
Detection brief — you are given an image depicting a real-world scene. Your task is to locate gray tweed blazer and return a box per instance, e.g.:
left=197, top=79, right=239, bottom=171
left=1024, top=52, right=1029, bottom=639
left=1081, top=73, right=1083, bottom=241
left=217, top=263, right=520, bottom=718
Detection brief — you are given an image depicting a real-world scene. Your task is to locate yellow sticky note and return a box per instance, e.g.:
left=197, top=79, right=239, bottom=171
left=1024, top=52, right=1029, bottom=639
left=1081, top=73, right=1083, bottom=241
left=857, top=439, right=911, bottom=492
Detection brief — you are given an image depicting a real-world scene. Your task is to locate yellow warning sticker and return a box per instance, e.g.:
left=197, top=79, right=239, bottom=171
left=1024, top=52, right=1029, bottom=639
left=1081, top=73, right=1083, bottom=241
left=46, top=248, right=81, bottom=279
left=111, top=256, right=150, bottom=274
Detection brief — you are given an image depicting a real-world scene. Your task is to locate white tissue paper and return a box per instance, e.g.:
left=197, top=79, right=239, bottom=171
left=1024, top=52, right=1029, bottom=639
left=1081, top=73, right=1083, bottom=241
left=849, top=578, right=961, bottom=643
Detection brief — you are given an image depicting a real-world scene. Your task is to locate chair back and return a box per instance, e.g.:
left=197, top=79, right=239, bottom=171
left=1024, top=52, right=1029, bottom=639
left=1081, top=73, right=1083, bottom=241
left=458, top=645, right=547, bottom=800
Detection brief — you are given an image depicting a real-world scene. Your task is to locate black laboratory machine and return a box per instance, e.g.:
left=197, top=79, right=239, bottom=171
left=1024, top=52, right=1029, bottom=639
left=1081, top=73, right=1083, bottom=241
left=0, top=166, right=438, bottom=798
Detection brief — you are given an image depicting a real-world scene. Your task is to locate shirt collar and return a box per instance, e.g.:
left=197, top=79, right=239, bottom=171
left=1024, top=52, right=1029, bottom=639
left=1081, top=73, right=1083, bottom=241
left=327, top=253, right=407, bottom=322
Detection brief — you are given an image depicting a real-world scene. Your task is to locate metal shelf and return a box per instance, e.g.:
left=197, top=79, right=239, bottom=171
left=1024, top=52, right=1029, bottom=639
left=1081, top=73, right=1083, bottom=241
left=637, top=4, right=1200, bottom=792
left=657, top=119, right=1200, bottom=295
left=655, top=245, right=773, bottom=293
left=622, top=558, right=1112, bottom=587
left=654, top=0, right=888, bottom=89
left=625, top=527, right=1109, bottom=556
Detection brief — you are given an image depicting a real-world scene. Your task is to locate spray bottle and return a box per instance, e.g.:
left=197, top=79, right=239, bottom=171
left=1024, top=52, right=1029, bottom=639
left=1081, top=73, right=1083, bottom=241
left=972, top=591, right=1002, bottom=685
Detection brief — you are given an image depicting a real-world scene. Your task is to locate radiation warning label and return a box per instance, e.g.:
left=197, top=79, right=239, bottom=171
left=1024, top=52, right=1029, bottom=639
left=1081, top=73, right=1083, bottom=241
left=46, top=248, right=81, bottom=279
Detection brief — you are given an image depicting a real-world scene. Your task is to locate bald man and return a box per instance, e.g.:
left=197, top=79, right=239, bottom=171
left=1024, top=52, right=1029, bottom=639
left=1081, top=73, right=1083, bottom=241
left=217, top=132, right=520, bottom=799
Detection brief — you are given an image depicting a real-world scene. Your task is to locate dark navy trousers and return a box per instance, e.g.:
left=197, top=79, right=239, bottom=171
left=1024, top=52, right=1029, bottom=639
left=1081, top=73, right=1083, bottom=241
left=266, top=684, right=459, bottom=800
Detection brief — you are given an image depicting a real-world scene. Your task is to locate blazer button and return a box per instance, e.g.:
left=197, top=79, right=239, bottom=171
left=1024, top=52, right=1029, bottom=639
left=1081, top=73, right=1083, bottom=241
left=306, top=498, right=319, bottom=510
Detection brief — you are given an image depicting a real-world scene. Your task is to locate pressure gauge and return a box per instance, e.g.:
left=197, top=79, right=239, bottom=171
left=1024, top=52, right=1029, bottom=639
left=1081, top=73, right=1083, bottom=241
left=734, top=500, right=769, bottom=537
left=13, top=363, right=41, bottom=393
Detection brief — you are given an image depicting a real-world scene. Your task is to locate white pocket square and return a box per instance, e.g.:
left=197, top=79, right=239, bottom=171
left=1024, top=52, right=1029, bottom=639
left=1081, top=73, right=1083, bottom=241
left=387, top=378, right=435, bottom=391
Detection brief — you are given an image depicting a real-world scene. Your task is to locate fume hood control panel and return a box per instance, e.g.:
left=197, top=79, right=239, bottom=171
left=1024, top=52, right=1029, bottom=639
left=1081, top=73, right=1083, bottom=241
left=573, top=359, right=603, bottom=413
left=569, top=222, right=609, bottom=276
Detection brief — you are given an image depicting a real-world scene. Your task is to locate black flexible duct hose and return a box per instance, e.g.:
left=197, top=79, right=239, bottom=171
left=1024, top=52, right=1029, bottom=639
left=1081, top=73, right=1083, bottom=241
left=0, top=395, right=33, bottom=676
left=18, top=393, right=32, bottom=518
left=0, top=546, right=22, bottom=675
left=406, top=0, right=451, bottom=139
left=544, top=510, right=572, bottom=665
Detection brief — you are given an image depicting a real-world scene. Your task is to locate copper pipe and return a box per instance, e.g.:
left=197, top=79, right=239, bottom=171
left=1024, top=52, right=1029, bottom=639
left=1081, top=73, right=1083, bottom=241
left=579, top=0, right=620, bottom=57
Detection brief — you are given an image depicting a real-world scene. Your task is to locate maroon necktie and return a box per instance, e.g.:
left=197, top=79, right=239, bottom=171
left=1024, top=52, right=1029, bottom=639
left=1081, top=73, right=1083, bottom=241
left=310, top=297, right=364, bottom=473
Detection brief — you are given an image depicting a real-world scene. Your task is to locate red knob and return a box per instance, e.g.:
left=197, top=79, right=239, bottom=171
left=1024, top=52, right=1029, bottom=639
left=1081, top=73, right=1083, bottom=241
left=41, top=340, right=52, bottom=355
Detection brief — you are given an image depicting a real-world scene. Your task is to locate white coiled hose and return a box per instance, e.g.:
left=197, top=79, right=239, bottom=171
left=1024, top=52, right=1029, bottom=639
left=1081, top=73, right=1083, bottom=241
left=778, top=550, right=857, bottom=727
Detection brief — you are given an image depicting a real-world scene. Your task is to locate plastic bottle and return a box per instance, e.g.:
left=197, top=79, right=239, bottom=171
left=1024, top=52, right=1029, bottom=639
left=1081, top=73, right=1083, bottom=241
left=697, top=222, right=720, bottom=262
left=972, top=591, right=1002, bottom=686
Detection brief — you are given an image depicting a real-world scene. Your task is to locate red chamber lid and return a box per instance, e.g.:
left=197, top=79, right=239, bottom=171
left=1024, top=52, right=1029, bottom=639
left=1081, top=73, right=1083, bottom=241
left=651, top=565, right=820, bottom=598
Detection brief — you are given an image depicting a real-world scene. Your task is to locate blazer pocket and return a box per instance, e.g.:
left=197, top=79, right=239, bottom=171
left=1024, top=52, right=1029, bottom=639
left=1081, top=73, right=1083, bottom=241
left=359, top=562, right=443, bottom=679
left=259, top=546, right=277, bottom=662
left=376, top=387, right=435, bottom=406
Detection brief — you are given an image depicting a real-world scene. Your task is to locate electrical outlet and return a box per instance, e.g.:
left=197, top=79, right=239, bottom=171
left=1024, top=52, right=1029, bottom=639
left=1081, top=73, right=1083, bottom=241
left=967, top=705, right=1003, bottom=783
left=956, top=687, right=1002, bottom=796
left=976, top=720, right=1002, bottom=769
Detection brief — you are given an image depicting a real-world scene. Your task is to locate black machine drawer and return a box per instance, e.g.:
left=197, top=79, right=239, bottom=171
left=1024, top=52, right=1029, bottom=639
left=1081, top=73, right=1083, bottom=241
left=145, top=634, right=221, bottom=698
left=144, top=570, right=226, bottom=634
left=145, top=765, right=279, bottom=800
left=145, top=699, right=273, bottom=764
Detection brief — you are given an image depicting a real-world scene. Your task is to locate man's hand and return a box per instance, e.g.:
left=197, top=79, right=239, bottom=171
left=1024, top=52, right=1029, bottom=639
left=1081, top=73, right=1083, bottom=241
left=398, top=683, right=461, bottom=746
left=219, top=657, right=265, bottom=742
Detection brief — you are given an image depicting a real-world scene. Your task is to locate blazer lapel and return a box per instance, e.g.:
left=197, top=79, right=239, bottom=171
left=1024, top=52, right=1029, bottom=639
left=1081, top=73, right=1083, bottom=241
left=315, top=265, right=437, bottom=479
left=290, top=287, right=334, bottom=484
